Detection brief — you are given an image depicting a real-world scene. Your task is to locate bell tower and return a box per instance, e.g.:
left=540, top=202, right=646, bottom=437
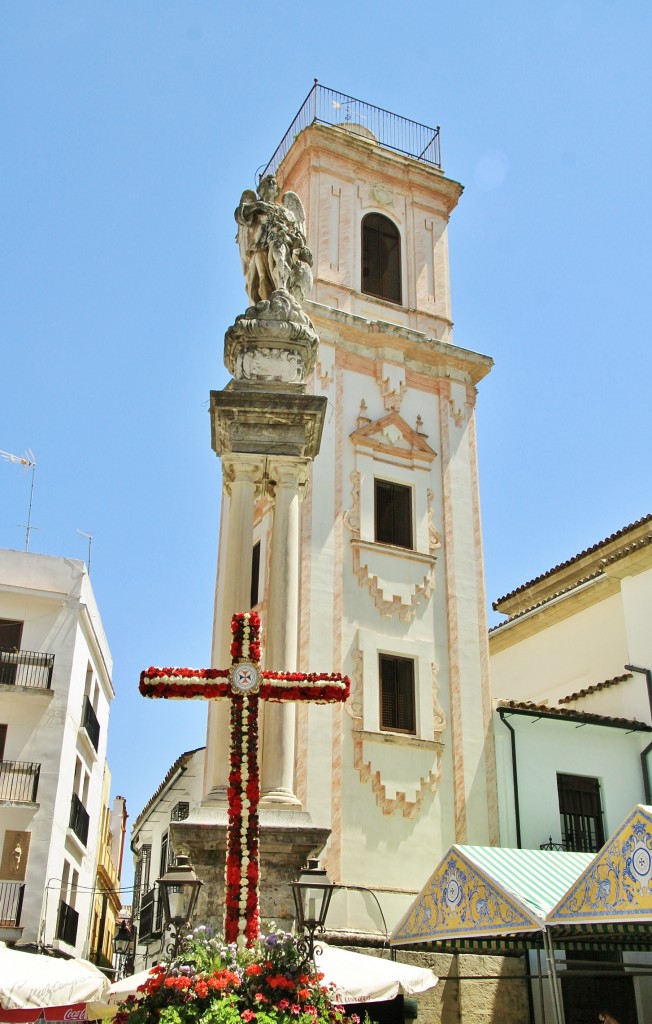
left=265, top=86, right=498, bottom=933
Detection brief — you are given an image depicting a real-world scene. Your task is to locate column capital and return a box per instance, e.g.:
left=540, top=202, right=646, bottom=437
left=266, top=458, right=311, bottom=499
left=222, top=454, right=266, bottom=497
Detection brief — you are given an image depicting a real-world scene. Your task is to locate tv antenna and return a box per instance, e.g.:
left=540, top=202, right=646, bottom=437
left=77, top=530, right=93, bottom=575
left=1, top=449, right=37, bottom=551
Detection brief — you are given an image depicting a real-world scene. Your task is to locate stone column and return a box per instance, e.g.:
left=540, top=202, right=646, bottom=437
left=204, top=454, right=265, bottom=802
left=260, top=457, right=310, bottom=806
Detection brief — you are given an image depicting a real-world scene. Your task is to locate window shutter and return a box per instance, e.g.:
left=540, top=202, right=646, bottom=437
left=375, top=480, right=413, bottom=549
left=379, top=655, right=415, bottom=733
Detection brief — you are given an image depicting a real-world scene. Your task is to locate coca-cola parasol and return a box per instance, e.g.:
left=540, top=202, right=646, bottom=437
left=0, top=943, right=109, bottom=1014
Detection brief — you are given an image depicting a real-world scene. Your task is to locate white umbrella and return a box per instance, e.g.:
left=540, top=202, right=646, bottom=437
left=107, top=945, right=437, bottom=1006
left=0, top=942, right=110, bottom=1011
left=106, top=970, right=154, bottom=1006
left=315, top=943, right=438, bottom=1004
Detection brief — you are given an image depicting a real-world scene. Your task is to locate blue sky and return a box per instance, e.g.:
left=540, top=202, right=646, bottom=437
left=2, top=2, right=651, bottom=891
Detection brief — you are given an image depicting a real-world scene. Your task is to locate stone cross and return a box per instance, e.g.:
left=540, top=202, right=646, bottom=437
left=140, top=611, right=349, bottom=948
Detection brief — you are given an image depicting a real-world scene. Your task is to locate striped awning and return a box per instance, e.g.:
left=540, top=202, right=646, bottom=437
left=390, top=845, right=593, bottom=949
left=391, top=807, right=652, bottom=953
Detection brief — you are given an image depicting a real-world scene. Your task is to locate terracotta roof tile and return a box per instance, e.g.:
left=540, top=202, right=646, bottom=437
left=496, top=699, right=650, bottom=732
left=558, top=673, right=633, bottom=704
left=493, top=514, right=652, bottom=611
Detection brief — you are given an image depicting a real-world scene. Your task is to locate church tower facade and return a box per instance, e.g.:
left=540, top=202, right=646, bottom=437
left=241, top=91, right=499, bottom=934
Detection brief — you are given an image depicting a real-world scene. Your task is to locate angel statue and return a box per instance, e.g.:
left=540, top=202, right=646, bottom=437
left=235, top=176, right=313, bottom=306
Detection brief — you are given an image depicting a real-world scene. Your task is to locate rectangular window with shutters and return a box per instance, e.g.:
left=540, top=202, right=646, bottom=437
left=557, top=773, right=605, bottom=852
left=379, top=654, right=416, bottom=734
left=374, top=479, right=413, bottom=549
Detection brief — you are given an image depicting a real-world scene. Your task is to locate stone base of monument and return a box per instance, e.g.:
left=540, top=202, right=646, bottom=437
left=170, top=809, right=330, bottom=934
left=210, top=388, right=327, bottom=461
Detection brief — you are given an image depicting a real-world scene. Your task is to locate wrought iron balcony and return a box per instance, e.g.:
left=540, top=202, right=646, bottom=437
left=0, top=881, right=25, bottom=927
left=540, top=837, right=567, bottom=851
left=82, top=696, right=100, bottom=752
left=0, top=760, right=40, bottom=803
left=262, top=82, right=442, bottom=180
left=0, top=647, right=54, bottom=689
left=56, top=899, right=79, bottom=946
left=69, top=792, right=90, bottom=846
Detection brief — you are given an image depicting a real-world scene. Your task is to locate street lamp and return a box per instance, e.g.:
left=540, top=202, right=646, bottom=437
left=290, top=859, right=336, bottom=959
left=157, top=854, right=203, bottom=958
left=113, top=920, right=133, bottom=979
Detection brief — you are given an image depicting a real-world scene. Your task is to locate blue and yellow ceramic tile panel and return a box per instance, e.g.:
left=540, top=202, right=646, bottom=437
left=391, top=846, right=541, bottom=945
left=549, top=805, right=652, bottom=925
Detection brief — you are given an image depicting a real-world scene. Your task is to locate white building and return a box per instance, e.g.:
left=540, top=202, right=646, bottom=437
left=0, top=549, right=115, bottom=958
left=490, top=513, right=652, bottom=851
left=490, top=515, right=652, bottom=1022
left=130, top=747, right=204, bottom=971
left=247, top=92, right=497, bottom=932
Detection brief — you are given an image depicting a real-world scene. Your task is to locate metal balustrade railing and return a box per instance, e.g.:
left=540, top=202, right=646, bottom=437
left=69, top=792, right=90, bottom=846
left=0, top=647, right=54, bottom=689
left=0, top=760, right=40, bottom=802
left=0, top=881, right=25, bottom=926
left=261, top=82, right=441, bottom=180
left=540, top=837, right=566, bottom=851
left=56, top=899, right=79, bottom=946
left=82, top=696, right=100, bottom=751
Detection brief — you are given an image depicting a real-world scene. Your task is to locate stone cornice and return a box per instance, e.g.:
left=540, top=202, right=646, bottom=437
left=306, top=301, right=492, bottom=386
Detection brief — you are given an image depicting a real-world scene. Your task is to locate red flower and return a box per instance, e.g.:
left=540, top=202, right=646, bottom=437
left=245, top=964, right=263, bottom=976
left=241, top=1012, right=256, bottom=1022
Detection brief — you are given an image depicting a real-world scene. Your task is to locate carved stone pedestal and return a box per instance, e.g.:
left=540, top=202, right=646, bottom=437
left=171, top=810, right=330, bottom=933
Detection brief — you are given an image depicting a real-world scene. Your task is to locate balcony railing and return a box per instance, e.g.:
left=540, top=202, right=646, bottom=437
left=82, top=697, right=100, bottom=752
left=540, top=837, right=566, bottom=851
left=69, top=792, right=90, bottom=846
left=0, top=881, right=25, bottom=926
left=0, top=648, right=54, bottom=689
left=56, top=899, right=79, bottom=946
left=0, top=760, right=40, bottom=802
left=138, top=886, right=162, bottom=942
left=262, top=82, right=442, bottom=180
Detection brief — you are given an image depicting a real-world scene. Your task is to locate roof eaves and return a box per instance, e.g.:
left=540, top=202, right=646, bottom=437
left=493, top=514, right=652, bottom=611
left=132, top=746, right=205, bottom=833
left=496, top=699, right=651, bottom=732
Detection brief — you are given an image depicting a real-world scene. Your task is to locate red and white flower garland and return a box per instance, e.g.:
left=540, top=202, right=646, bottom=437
left=225, top=612, right=261, bottom=947
left=139, top=611, right=351, bottom=948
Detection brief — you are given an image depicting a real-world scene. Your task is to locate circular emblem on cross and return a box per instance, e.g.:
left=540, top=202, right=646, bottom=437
left=229, top=661, right=261, bottom=694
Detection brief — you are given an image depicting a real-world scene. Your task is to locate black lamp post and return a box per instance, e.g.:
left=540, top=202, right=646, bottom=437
left=290, top=859, right=336, bottom=960
left=156, top=854, right=203, bottom=958
left=113, top=920, right=133, bottom=979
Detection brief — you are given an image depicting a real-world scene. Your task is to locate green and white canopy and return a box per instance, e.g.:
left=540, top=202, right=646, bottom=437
left=392, top=807, right=652, bottom=953
left=390, top=845, right=593, bottom=952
